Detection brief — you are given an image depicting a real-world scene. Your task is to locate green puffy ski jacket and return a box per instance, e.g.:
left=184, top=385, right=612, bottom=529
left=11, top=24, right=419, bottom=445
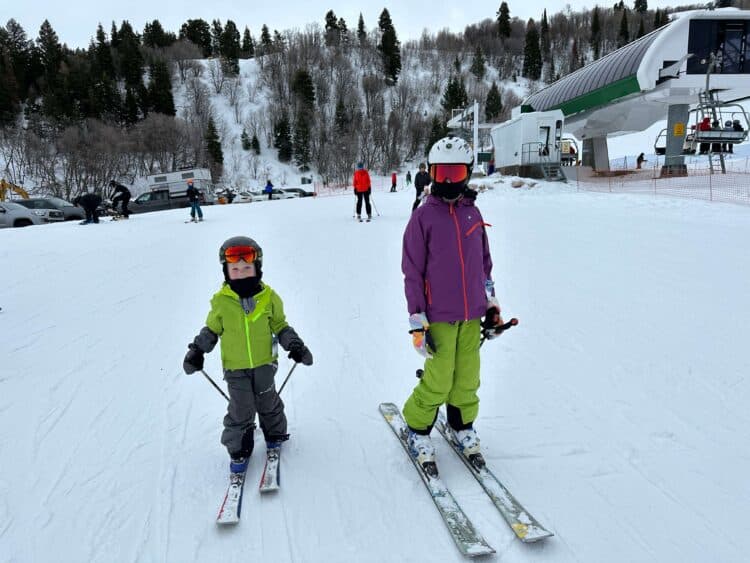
left=204, top=282, right=289, bottom=370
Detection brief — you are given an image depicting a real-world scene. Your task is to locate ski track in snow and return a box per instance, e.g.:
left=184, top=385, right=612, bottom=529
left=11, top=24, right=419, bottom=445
left=1, top=184, right=749, bottom=562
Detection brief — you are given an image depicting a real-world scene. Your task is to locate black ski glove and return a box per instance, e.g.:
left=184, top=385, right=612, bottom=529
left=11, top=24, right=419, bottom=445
left=183, top=344, right=204, bottom=374
left=287, top=340, right=313, bottom=366
left=481, top=298, right=504, bottom=340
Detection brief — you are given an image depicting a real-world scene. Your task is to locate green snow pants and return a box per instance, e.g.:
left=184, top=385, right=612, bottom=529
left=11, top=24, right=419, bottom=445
left=403, top=318, right=481, bottom=432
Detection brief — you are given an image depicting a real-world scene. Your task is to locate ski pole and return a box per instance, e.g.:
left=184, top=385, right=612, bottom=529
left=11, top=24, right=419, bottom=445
left=200, top=369, right=230, bottom=401
left=480, top=317, right=519, bottom=347
left=370, top=195, right=381, bottom=216
left=277, top=362, right=298, bottom=395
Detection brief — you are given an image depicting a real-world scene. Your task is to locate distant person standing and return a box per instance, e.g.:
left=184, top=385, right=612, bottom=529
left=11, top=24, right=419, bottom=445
left=636, top=152, right=647, bottom=170
left=405, top=170, right=412, bottom=187
left=109, top=180, right=131, bottom=218
left=186, top=179, right=203, bottom=222
left=353, top=162, right=372, bottom=222
left=390, top=172, right=398, bottom=193
left=412, top=162, right=431, bottom=212
left=264, top=180, right=274, bottom=201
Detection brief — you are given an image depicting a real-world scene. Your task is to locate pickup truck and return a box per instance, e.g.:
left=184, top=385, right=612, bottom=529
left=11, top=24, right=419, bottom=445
left=130, top=187, right=213, bottom=214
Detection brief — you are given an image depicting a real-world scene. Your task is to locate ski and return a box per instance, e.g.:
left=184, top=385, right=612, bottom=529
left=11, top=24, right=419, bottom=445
left=216, top=471, right=247, bottom=525
left=259, top=445, right=281, bottom=493
left=435, top=411, right=553, bottom=543
left=379, top=403, right=495, bottom=558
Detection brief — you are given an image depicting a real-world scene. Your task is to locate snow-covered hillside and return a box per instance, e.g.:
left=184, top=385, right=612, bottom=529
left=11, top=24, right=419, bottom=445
left=1, top=183, right=749, bottom=562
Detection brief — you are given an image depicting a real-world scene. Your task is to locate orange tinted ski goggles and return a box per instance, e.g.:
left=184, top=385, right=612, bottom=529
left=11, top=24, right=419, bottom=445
left=224, top=245, right=257, bottom=263
left=430, top=164, right=469, bottom=184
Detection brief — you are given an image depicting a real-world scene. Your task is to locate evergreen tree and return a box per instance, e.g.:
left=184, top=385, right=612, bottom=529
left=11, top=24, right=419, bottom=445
left=425, top=115, right=447, bottom=156
left=273, top=30, right=285, bottom=52
left=377, top=9, right=401, bottom=84
left=180, top=19, right=212, bottom=57
left=636, top=17, right=646, bottom=39
left=94, top=24, right=115, bottom=79
left=143, top=20, right=175, bottom=48
left=540, top=9, right=551, bottom=60
left=497, top=2, right=511, bottom=39
left=116, top=21, right=144, bottom=89
left=220, top=20, right=241, bottom=74
left=485, top=81, right=503, bottom=121
left=590, top=7, right=602, bottom=60
left=357, top=13, right=367, bottom=45
left=470, top=45, right=486, bottom=79
left=634, top=0, right=648, bottom=13
left=0, top=51, right=19, bottom=124
left=241, top=27, right=255, bottom=58
left=123, top=85, right=139, bottom=125
left=37, top=20, right=66, bottom=118
left=522, top=19, right=542, bottom=81
left=110, top=21, right=120, bottom=49
left=453, top=55, right=461, bottom=74
left=618, top=9, right=630, bottom=47
left=205, top=115, right=224, bottom=164
left=260, top=25, right=272, bottom=53
left=251, top=133, right=260, bottom=155
left=148, top=59, right=175, bottom=115
left=325, top=10, right=340, bottom=47
left=273, top=114, right=292, bottom=162
left=241, top=128, right=251, bottom=150
left=291, top=68, right=315, bottom=113
left=338, top=18, right=349, bottom=46
left=211, top=20, right=223, bottom=57
left=334, top=97, right=349, bottom=133
left=4, top=20, right=34, bottom=101
left=441, top=75, right=468, bottom=115
left=293, top=113, right=311, bottom=167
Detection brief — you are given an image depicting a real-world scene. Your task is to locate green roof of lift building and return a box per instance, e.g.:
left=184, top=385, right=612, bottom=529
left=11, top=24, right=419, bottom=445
left=523, top=26, right=669, bottom=117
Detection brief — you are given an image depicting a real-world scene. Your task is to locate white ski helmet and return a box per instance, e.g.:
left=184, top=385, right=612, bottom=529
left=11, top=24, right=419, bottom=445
left=427, top=135, right=474, bottom=167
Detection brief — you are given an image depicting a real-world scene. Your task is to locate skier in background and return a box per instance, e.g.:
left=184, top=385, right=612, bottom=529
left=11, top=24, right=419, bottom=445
left=73, top=189, right=103, bottom=224
left=390, top=171, right=398, bottom=192
left=401, top=136, right=506, bottom=476
left=264, top=179, right=274, bottom=201
left=182, top=236, right=313, bottom=474
left=353, top=162, right=372, bottom=222
left=412, top=162, right=431, bottom=212
left=186, top=179, right=203, bottom=222
left=110, top=180, right=131, bottom=218
left=405, top=170, right=412, bottom=187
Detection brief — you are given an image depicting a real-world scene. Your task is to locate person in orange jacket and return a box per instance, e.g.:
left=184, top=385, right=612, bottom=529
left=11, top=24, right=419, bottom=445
left=390, top=172, right=397, bottom=192
left=353, top=162, right=372, bottom=222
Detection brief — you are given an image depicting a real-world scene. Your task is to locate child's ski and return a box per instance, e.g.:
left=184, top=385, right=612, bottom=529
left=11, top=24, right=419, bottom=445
left=259, top=445, right=281, bottom=493
left=435, top=411, right=553, bottom=543
left=379, top=403, right=495, bottom=558
left=216, top=471, right=247, bottom=525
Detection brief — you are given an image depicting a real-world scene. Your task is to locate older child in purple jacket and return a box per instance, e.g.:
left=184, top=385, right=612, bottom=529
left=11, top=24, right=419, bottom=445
left=402, top=136, right=505, bottom=475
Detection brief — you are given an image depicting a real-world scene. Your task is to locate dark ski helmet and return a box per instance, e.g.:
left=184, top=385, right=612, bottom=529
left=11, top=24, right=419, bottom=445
left=219, top=236, right=263, bottom=280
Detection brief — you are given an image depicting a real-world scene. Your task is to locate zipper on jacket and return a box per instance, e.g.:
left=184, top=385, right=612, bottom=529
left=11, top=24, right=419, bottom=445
left=465, top=221, right=491, bottom=237
left=243, top=315, right=254, bottom=366
left=450, top=203, right=470, bottom=320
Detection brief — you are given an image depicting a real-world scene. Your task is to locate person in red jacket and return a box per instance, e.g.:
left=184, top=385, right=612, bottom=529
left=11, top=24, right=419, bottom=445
left=390, top=172, right=397, bottom=192
left=353, top=162, right=372, bottom=222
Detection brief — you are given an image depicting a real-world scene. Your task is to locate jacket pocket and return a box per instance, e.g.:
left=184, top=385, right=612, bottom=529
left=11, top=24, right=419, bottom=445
left=465, top=221, right=491, bottom=238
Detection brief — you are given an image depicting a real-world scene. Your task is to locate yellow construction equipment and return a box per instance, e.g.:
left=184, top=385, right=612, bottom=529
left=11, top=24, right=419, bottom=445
left=0, top=179, right=29, bottom=201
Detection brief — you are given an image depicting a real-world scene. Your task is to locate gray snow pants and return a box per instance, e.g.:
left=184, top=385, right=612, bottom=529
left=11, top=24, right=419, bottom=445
left=221, top=363, right=287, bottom=457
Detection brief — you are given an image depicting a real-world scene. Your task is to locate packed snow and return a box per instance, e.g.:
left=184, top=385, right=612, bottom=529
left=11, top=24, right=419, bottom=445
left=1, top=181, right=749, bottom=562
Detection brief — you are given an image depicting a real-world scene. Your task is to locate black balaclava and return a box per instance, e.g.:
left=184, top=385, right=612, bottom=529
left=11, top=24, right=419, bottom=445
left=224, top=263, right=263, bottom=298
left=431, top=181, right=465, bottom=201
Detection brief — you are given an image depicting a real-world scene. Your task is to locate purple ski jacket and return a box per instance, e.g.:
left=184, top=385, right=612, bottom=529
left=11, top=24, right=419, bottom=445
left=402, top=195, right=493, bottom=323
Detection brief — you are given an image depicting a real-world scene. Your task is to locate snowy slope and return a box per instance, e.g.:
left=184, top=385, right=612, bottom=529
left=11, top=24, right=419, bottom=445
left=1, top=183, right=749, bottom=563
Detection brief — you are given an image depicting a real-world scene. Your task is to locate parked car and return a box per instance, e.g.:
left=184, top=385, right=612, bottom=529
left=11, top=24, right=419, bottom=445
left=233, top=191, right=262, bottom=203
left=17, top=197, right=82, bottom=221
left=130, top=187, right=213, bottom=214
left=282, top=187, right=315, bottom=198
left=270, top=189, right=296, bottom=200
left=0, top=201, right=46, bottom=228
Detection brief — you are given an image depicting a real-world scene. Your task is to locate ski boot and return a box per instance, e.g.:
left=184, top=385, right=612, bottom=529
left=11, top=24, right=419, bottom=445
left=366, top=214, right=372, bottom=222
left=407, top=429, right=438, bottom=478
left=451, top=426, right=486, bottom=470
left=229, top=455, right=249, bottom=474
left=356, top=214, right=363, bottom=222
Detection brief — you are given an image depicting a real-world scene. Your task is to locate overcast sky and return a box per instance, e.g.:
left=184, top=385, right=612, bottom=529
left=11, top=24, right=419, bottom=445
left=2, top=0, right=679, bottom=49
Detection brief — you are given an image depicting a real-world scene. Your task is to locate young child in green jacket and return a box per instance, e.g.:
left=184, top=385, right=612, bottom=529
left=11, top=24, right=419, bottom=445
left=183, top=236, right=313, bottom=473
